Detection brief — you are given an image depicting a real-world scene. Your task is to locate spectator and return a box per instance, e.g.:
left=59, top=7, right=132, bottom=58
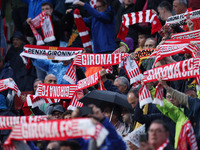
left=135, top=33, right=148, bottom=52
left=113, top=76, right=130, bottom=94
left=74, top=0, right=116, bottom=53
left=44, top=74, right=57, bottom=84
left=140, top=120, right=175, bottom=150
left=46, top=141, right=60, bottom=150
left=5, top=31, right=37, bottom=91
left=121, top=107, right=133, bottom=135
left=59, top=141, right=81, bottom=150
left=62, top=110, right=72, bottom=119
left=33, top=78, right=43, bottom=93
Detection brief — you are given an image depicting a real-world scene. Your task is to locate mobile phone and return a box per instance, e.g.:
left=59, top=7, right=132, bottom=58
left=139, top=133, right=147, bottom=143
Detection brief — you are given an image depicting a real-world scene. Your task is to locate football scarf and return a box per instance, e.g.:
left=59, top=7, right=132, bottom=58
left=171, top=29, right=200, bottom=39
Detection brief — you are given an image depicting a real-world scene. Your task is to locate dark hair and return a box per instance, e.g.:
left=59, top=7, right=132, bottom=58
left=59, top=140, right=81, bottom=150
left=151, top=120, right=169, bottom=132
left=41, top=2, right=53, bottom=9
left=128, top=88, right=139, bottom=99
left=158, top=1, right=173, bottom=12
left=97, top=0, right=107, bottom=6
left=62, top=110, right=73, bottom=119
left=184, top=87, right=196, bottom=94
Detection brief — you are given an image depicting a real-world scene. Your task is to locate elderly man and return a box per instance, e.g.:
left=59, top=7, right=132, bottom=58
left=140, top=120, right=175, bottom=150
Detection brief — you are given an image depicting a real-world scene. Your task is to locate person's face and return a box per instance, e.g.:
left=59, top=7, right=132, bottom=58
left=121, top=108, right=130, bottom=124
left=127, top=93, right=138, bottom=108
left=158, top=7, right=165, bottom=21
left=44, top=75, right=57, bottom=84
left=166, top=93, right=179, bottom=106
left=173, top=0, right=185, bottom=14
left=71, top=108, right=80, bottom=118
left=114, top=80, right=127, bottom=94
left=138, top=35, right=146, bottom=47
left=103, top=107, right=111, bottom=119
left=13, top=38, right=23, bottom=49
left=123, top=0, right=133, bottom=6
left=47, top=142, right=59, bottom=150
left=52, top=111, right=63, bottom=119
left=33, top=80, right=43, bottom=92
left=148, top=123, right=169, bottom=148
left=185, top=90, right=197, bottom=98
left=60, top=146, right=72, bottom=150
left=96, top=2, right=107, bottom=12
left=144, top=40, right=155, bottom=49
left=42, top=5, right=53, bottom=15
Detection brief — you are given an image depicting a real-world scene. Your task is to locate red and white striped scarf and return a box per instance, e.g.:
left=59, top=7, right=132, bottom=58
left=156, top=139, right=169, bottom=150
left=151, top=43, right=199, bottom=67
left=166, top=9, right=200, bottom=27
left=30, top=11, right=56, bottom=45
left=70, top=90, right=84, bottom=107
left=153, top=83, right=164, bottom=106
left=0, top=79, right=21, bottom=97
left=117, top=10, right=162, bottom=40
left=143, top=58, right=200, bottom=83
left=21, top=45, right=83, bottom=62
left=139, top=85, right=152, bottom=108
left=171, top=29, right=200, bottom=39
left=177, top=120, right=198, bottom=150
left=3, top=118, right=109, bottom=149
left=74, top=9, right=92, bottom=50
left=63, top=53, right=128, bottom=84
left=0, top=116, right=47, bottom=130
left=37, top=83, right=77, bottom=99
left=123, top=56, right=142, bottom=88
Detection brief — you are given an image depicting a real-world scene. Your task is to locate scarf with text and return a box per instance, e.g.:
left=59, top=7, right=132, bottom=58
left=166, top=9, right=200, bottom=27
left=122, top=56, right=143, bottom=88
left=150, top=43, right=199, bottom=67
left=63, top=53, right=128, bottom=84
left=37, top=84, right=77, bottom=99
left=177, top=120, right=198, bottom=150
left=139, top=85, right=152, bottom=108
left=0, top=116, right=47, bottom=130
left=3, top=118, right=109, bottom=149
left=21, top=45, right=83, bottom=63
left=171, top=29, right=200, bottom=39
left=74, top=9, right=92, bottom=50
left=143, top=58, right=200, bottom=83
left=117, top=10, right=162, bottom=40
left=163, top=39, right=200, bottom=44
left=30, top=11, right=55, bottom=45
left=156, top=139, right=169, bottom=150
left=0, top=79, right=21, bottom=97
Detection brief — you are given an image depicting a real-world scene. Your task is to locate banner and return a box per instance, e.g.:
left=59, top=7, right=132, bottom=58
left=0, top=78, right=21, bottom=97
left=166, top=9, right=200, bottom=27
left=143, top=58, right=200, bottom=83
left=0, top=116, right=47, bottom=130
left=171, top=29, right=200, bottom=39
left=37, top=84, right=77, bottom=99
left=4, top=118, right=109, bottom=148
left=21, top=45, right=83, bottom=61
left=74, top=53, right=128, bottom=67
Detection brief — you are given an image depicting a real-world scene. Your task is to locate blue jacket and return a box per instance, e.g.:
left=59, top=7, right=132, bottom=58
left=21, top=0, right=54, bottom=18
left=83, top=3, right=116, bottom=53
left=32, top=59, right=71, bottom=84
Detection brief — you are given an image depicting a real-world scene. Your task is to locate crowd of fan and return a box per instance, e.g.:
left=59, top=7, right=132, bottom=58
left=0, top=0, right=200, bottom=150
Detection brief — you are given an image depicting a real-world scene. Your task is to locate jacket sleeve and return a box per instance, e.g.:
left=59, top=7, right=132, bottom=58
left=101, top=117, right=126, bottom=150
left=167, top=87, right=189, bottom=109
left=83, top=3, right=114, bottom=23
left=103, top=79, right=120, bottom=93
left=31, top=59, right=50, bottom=73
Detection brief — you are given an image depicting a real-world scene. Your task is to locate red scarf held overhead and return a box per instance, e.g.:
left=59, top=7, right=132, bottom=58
left=0, top=116, right=47, bottom=130
left=30, top=11, right=55, bottom=45
left=139, top=85, right=152, bottom=108
left=74, top=9, right=92, bottom=50
left=171, top=29, right=200, bottom=39
left=69, top=90, right=84, bottom=107
left=117, top=10, right=162, bottom=40
left=3, top=118, right=109, bottom=149
left=0, top=78, right=21, bottom=97
left=143, top=58, right=200, bottom=83
left=153, top=83, right=164, bottom=106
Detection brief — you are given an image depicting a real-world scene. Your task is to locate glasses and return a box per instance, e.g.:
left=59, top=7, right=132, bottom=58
left=48, top=80, right=57, bottom=83
left=148, top=129, right=165, bottom=134
left=95, top=5, right=104, bottom=9
left=166, top=95, right=172, bottom=99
